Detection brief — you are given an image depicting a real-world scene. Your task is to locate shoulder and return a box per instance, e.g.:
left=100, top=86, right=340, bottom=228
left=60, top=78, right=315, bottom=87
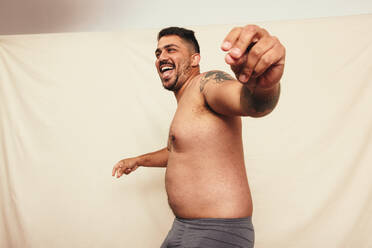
left=199, top=70, right=236, bottom=92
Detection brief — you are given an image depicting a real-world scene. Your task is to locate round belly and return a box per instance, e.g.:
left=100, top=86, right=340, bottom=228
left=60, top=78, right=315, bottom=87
left=165, top=156, right=253, bottom=218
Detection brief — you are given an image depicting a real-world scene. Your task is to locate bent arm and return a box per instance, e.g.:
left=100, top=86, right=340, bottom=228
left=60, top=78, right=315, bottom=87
left=136, top=147, right=168, bottom=168
left=200, top=70, right=280, bottom=117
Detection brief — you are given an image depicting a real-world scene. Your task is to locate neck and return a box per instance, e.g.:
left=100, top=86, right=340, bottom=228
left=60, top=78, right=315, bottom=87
left=174, top=68, right=200, bottom=102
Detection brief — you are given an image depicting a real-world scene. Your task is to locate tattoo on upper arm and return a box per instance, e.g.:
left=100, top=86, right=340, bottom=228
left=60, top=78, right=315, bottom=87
left=200, top=70, right=234, bottom=92
left=241, top=84, right=281, bottom=116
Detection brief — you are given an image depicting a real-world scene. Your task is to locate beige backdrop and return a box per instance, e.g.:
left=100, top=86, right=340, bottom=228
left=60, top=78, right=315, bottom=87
left=0, top=14, right=371, bottom=248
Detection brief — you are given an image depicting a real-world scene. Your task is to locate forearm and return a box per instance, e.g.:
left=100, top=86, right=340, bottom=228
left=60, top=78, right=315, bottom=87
left=241, top=81, right=281, bottom=117
left=136, top=147, right=168, bottom=168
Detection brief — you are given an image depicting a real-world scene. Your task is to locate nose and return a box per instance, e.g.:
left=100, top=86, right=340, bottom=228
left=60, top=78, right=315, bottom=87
left=158, top=51, right=169, bottom=61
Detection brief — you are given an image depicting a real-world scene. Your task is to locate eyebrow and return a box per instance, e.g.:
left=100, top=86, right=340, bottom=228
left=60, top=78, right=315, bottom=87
left=155, top=44, right=180, bottom=54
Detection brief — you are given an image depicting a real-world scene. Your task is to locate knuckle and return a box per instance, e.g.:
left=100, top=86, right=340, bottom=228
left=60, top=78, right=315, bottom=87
left=243, top=25, right=256, bottom=33
left=247, top=24, right=258, bottom=29
left=236, top=38, right=246, bottom=47
left=272, top=36, right=279, bottom=43
left=230, top=27, right=241, bottom=36
left=242, top=26, right=250, bottom=32
left=232, top=27, right=241, bottom=32
left=262, top=28, right=268, bottom=34
left=240, top=30, right=252, bottom=40
left=251, top=47, right=262, bottom=58
left=274, top=42, right=285, bottom=56
left=262, top=55, right=272, bottom=65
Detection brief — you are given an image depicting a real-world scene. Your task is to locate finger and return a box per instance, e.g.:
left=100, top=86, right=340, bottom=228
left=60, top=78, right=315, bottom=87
left=117, top=165, right=124, bottom=178
left=229, top=42, right=256, bottom=83
left=237, top=68, right=253, bottom=83
left=112, top=166, right=116, bottom=177
left=229, top=25, right=268, bottom=59
left=114, top=161, right=123, bottom=176
left=257, top=63, right=284, bottom=88
left=253, top=43, right=285, bottom=80
left=124, top=168, right=131, bottom=175
left=221, top=27, right=242, bottom=51
left=244, top=36, right=277, bottom=78
left=112, top=163, right=120, bottom=177
left=225, top=53, right=249, bottom=82
left=226, top=51, right=248, bottom=67
left=225, top=53, right=235, bottom=65
left=228, top=26, right=258, bottom=59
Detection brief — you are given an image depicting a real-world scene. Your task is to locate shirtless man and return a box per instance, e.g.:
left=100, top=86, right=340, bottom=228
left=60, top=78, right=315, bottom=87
left=112, top=25, right=285, bottom=247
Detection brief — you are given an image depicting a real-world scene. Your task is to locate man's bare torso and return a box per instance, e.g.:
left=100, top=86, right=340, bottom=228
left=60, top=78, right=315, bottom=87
left=165, top=73, right=253, bottom=218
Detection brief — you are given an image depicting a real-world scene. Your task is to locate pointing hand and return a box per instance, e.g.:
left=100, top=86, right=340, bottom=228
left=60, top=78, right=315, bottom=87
left=221, top=25, right=285, bottom=88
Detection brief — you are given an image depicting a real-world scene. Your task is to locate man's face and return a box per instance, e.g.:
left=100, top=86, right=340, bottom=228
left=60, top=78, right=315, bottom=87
left=155, top=35, right=193, bottom=91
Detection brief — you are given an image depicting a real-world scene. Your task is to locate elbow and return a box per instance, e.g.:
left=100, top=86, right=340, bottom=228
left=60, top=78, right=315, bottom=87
left=248, top=108, right=275, bottom=118
left=248, top=88, right=281, bottom=118
left=240, top=83, right=280, bottom=118
left=245, top=97, right=280, bottom=118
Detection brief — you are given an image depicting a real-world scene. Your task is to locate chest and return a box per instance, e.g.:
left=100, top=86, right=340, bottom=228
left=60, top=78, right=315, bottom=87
left=167, top=94, right=228, bottom=152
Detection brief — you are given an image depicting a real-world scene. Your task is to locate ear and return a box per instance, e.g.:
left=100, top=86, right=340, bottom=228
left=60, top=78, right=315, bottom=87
left=191, top=53, right=201, bottom=67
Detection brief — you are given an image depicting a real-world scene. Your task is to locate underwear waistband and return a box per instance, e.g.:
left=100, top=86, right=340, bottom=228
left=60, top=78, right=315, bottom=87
left=175, top=216, right=252, bottom=225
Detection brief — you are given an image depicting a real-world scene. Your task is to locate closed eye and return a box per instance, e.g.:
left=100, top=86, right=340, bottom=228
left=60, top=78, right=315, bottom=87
left=155, top=44, right=179, bottom=58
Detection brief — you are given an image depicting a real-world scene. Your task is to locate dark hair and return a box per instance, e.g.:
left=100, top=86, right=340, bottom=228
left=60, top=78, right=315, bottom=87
left=158, top=27, right=200, bottom=54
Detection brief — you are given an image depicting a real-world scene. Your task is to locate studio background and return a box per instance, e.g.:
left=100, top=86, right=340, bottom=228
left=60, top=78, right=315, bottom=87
left=1, top=1, right=372, bottom=248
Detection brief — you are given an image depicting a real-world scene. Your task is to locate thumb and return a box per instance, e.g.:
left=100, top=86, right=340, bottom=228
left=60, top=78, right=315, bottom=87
left=237, top=67, right=254, bottom=83
left=125, top=165, right=139, bottom=174
left=124, top=168, right=132, bottom=174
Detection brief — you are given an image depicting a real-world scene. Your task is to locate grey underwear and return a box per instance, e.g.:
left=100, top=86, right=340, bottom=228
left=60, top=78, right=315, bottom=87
left=160, top=216, right=254, bottom=248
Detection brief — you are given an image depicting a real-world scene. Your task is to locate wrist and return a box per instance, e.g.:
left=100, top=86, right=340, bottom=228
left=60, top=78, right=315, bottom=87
left=134, top=156, right=143, bottom=167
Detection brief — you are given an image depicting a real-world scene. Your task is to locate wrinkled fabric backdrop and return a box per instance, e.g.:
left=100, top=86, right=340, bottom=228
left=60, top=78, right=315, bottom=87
left=0, top=14, right=371, bottom=248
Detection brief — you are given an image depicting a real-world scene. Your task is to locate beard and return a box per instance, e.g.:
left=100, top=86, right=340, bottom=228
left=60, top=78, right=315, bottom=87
left=161, top=63, right=192, bottom=92
left=162, top=75, right=179, bottom=91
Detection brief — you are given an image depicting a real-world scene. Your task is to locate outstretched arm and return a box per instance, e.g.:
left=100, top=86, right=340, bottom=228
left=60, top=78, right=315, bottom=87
left=201, top=25, right=285, bottom=117
left=200, top=70, right=280, bottom=117
left=112, top=147, right=168, bottom=178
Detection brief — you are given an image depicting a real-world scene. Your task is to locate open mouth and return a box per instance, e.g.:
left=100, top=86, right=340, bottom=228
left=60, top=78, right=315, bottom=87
left=160, top=64, right=175, bottom=79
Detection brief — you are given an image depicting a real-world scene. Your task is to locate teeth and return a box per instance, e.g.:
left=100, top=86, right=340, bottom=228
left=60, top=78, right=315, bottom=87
left=161, top=66, right=174, bottom=73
